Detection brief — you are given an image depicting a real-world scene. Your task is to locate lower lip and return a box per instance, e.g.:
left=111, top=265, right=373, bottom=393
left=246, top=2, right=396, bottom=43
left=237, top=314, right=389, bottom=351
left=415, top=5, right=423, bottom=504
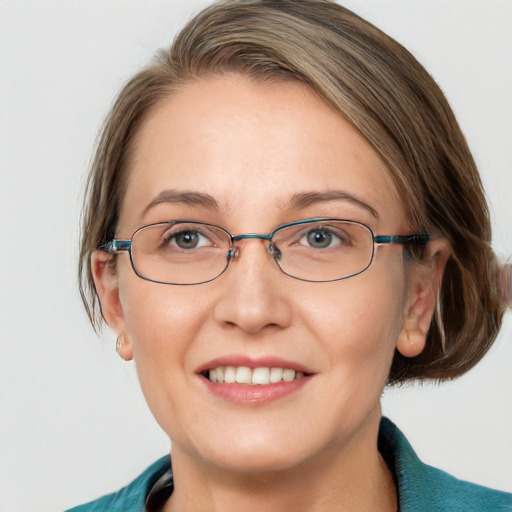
left=199, top=375, right=312, bottom=404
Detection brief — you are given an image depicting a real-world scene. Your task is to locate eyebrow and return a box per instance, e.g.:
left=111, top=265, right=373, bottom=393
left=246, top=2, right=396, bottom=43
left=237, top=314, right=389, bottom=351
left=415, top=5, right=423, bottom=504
left=289, top=191, right=378, bottom=219
left=142, top=188, right=378, bottom=219
left=142, top=190, right=219, bottom=216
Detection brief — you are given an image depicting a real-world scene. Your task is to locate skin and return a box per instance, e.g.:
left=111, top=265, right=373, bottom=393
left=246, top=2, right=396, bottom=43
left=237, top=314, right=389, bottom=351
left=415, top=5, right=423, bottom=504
left=93, top=75, right=447, bottom=511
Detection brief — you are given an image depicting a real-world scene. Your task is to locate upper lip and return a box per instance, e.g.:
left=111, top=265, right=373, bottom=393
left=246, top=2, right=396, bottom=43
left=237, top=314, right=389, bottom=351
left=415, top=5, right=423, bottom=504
left=196, top=355, right=315, bottom=375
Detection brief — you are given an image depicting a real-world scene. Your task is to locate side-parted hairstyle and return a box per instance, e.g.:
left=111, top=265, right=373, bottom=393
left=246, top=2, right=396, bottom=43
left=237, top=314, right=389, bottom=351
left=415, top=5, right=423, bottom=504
left=79, top=0, right=507, bottom=383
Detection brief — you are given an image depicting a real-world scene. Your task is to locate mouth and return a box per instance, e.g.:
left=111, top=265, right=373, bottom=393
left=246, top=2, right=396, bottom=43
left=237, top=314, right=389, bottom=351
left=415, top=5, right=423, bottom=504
left=197, top=358, right=314, bottom=403
left=203, top=366, right=308, bottom=385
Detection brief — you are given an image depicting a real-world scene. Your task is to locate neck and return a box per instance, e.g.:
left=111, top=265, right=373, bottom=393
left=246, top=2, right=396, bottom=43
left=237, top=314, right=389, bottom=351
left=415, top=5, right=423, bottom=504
left=163, top=413, right=397, bottom=512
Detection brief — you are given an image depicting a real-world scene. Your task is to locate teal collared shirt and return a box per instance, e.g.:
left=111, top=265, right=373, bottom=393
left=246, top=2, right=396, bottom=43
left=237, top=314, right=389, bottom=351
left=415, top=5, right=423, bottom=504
left=65, top=417, right=512, bottom=511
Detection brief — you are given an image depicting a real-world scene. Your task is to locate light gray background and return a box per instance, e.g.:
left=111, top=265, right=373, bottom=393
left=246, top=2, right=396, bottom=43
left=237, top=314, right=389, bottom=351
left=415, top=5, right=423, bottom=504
left=0, top=1, right=511, bottom=511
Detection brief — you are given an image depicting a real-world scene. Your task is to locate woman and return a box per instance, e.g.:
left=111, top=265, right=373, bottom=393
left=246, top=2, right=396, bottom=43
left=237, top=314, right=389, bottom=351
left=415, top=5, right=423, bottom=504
left=69, top=0, right=511, bottom=510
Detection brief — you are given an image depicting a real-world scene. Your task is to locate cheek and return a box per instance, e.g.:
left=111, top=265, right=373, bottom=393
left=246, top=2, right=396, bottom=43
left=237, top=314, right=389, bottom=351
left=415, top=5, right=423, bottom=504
left=117, top=263, right=210, bottom=371
left=300, top=260, right=406, bottom=368
left=116, top=275, right=213, bottom=435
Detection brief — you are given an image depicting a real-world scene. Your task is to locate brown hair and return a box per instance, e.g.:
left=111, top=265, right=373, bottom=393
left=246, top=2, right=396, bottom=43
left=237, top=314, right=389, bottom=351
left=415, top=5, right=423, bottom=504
left=79, top=0, right=506, bottom=383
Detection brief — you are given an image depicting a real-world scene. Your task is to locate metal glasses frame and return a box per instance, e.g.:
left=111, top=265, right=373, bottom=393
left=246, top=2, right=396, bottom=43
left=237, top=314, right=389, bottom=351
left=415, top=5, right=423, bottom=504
left=100, top=218, right=432, bottom=285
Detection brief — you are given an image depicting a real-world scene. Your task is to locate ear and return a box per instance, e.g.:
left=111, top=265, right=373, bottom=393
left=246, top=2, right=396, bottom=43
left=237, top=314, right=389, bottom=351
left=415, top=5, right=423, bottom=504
left=91, top=250, right=129, bottom=342
left=396, top=238, right=450, bottom=358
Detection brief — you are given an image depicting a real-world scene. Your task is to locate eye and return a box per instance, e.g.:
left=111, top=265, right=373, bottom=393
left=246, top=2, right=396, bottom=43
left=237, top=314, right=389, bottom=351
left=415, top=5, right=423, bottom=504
left=306, top=229, right=334, bottom=248
left=165, top=229, right=210, bottom=250
left=301, top=227, right=348, bottom=249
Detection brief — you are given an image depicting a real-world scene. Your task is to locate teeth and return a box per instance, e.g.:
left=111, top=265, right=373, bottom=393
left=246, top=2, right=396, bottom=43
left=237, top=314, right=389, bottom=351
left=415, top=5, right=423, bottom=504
left=215, top=367, right=224, bottom=383
left=283, top=369, right=295, bottom=382
left=269, top=367, right=283, bottom=382
left=252, top=367, right=270, bottom=384
left=235, top=366, right=252, bottom=384
left=224, top=366, right=236, bottom=384
left=207, top=366, right=306, bottom=385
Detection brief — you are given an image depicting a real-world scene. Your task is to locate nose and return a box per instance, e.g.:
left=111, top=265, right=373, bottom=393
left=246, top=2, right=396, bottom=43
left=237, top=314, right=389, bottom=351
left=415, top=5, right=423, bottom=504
left=227, top=241, right=281, bottom=264
left=213, top=239, right=292, bottom=334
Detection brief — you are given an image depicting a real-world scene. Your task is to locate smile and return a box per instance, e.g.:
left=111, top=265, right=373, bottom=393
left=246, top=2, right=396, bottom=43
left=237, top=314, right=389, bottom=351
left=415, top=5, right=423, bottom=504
left=207, top=366, right=306, bottom=385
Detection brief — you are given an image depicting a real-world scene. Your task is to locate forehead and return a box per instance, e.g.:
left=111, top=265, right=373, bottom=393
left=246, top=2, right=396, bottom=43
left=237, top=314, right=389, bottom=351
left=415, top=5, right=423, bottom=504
left=120, top=75, right=404, bottom=232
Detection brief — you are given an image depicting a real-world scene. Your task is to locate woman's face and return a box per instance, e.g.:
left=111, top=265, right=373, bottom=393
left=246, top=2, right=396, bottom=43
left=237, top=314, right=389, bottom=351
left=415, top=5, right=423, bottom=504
left=95, top=76, right=426, bottom=473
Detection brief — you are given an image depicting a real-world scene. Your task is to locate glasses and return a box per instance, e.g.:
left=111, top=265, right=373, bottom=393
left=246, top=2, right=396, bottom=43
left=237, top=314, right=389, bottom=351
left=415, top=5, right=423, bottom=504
left=100, top=218, right=432, bottom=285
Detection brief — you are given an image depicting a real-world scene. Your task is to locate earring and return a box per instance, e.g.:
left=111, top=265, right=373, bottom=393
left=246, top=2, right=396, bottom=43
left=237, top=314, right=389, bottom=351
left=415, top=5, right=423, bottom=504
left=115, top=333, right=133, bottom=361
left=116, top=334, right=124, bottom=354
left=396, top=328, right=425, bottom=358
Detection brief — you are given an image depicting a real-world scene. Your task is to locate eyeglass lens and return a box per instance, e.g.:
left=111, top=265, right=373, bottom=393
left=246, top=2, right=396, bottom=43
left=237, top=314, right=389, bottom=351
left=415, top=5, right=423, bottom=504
left=129, top=220, right=375, bottom=285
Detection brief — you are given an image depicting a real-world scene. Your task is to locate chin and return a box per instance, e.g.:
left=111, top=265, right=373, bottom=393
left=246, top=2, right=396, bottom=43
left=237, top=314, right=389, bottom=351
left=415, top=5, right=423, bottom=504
left=188, top=429, right=315, bottom=474
left=206, top=448, right=308, bottom=475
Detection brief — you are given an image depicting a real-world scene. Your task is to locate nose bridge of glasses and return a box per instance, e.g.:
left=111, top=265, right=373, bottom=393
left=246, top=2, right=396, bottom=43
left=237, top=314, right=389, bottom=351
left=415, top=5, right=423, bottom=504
left=232, top=233, right=273, bottom=242
left=228, top=233, right=279, bottom=262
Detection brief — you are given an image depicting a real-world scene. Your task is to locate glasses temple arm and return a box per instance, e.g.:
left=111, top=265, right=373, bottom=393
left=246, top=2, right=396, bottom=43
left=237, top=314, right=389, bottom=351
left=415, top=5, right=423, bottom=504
left=375, top=234, right=433, bottom=245
left=99, top=240, right=132, bottom=253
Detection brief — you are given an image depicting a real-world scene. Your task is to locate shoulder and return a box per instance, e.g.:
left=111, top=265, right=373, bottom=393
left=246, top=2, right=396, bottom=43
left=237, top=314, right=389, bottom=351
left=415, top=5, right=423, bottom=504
left=379, top=417, right=512, bottom=512
left=63, top=456, right=171, bottom=512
